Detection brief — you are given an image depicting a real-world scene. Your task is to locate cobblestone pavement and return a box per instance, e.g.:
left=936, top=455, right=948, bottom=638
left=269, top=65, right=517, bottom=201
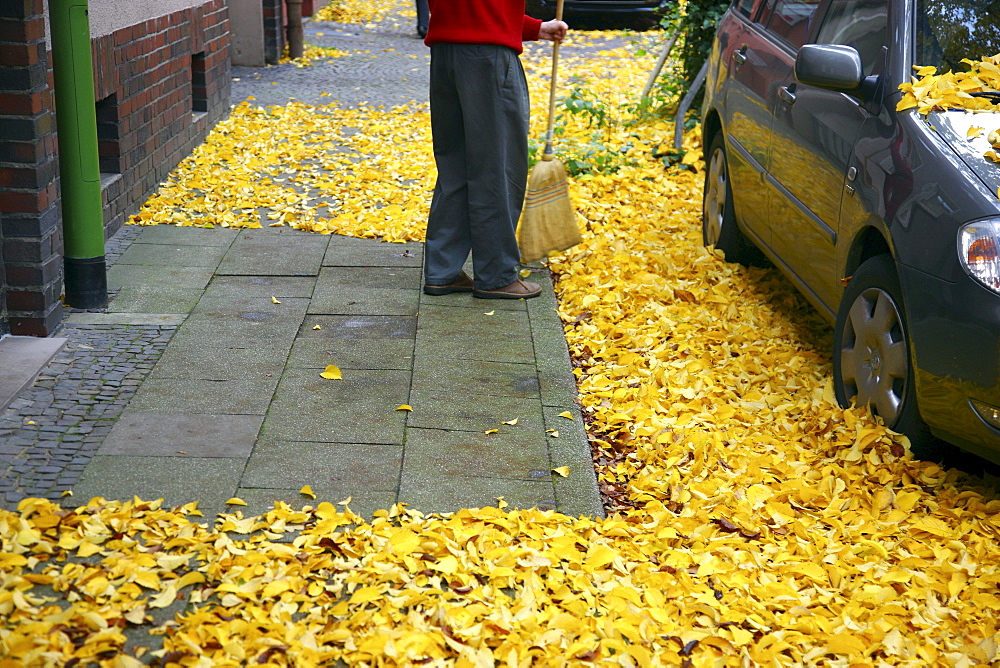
left=0, top=226, right=172, bottom=507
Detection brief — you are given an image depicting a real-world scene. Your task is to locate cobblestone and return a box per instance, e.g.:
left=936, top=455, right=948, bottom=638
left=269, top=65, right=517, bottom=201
left=0, top=272, right=177, bottom=507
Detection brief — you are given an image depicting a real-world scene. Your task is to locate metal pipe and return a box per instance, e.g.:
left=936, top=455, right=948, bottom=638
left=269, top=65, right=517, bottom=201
left=49, top=0, right=107, bottom=309
left=286, top=0, right=304, bottom=59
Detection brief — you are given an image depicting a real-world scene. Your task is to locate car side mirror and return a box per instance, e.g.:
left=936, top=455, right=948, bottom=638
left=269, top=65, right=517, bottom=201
left=795, top=44, right=865, bottom=91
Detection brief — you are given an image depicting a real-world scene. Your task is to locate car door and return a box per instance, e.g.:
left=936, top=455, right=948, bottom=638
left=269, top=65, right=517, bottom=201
left=719, top=0, right=786, bottom=247
left=765, top=0, right=890, bottom=313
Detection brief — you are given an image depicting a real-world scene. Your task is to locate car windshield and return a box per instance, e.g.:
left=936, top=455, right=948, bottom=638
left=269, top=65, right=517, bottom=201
left=915, top=0, right=1000, bottom=71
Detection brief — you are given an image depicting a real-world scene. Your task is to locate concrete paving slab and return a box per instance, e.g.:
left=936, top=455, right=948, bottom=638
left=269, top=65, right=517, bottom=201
left=411, top=333, right=533, bottom=364
left=405, top=392, right=544, bottom=433
left=203, top=276, right=317, bottom=299
left=107, top=265, right=215, bottom=290
left=420, top=293, right=528, bottom=311
left=127, top=377, right=279, bottom=415
left=243, top=441, right=401, bottom=491
left=286, top=338, right=413, bottom=370
left=299, top=315, right=416, bottom=339
left=0, top=336, right=66, bottom=411
left=323, top=242, right=423, bottom=268
left=307, top=286, right=419, bottom=316
left=98, top=413, right=264, bottom=458
left=133, top=225, right=238, bottom=246
left=216, top=232, right=329, bottom=276
left=174, top=312, right=304, bottom=343
left=61, top=313, right=188, bottom=327
left=260, top=368, right=410, bottom=443
left=403, top=428, right=551, bottom=481
left=315, top=266, right=422, bottom=290
left=411, top=359, right=540, bottom=399
left=416, top=304, right=533, bottom=347
left=231, top=487, right=397, bottom=521
left=399, top=475, right=556, bottom=514
left=150, top=344, right=288, bottom=380
left=106, top=284, right=203, bottom=314
left=191, top=296, right=311, bottom=318
left=69, top=456, right=246, bottom=509
left=115, top=243, right=229, bottom=267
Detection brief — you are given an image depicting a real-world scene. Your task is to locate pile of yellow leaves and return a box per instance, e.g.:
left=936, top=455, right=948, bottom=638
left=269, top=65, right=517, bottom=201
left=5, top=6, right=1000, bottom=667
left=897, top=54, right=1000, bottom=114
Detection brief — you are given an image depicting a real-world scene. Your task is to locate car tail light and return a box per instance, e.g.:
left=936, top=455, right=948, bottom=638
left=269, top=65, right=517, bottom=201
left=958, top=219, right=1000, bottom=294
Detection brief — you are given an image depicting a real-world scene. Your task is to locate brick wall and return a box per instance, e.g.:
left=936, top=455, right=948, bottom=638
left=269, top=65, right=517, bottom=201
left=0, top=0, right=230, bottom=336
left=92, top=0, right=231, bottom=237
left=0, top=0, right=63, bottom=336
left=263, top=0, right=284, bottom=65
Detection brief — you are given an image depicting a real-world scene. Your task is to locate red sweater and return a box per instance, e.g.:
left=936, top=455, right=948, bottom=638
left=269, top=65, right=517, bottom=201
left=425, top=0, right=543, bottom=54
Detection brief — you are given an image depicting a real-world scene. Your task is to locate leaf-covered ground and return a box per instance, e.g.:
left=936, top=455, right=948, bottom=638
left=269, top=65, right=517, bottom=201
left=4, top=3, right=1000, bottom=666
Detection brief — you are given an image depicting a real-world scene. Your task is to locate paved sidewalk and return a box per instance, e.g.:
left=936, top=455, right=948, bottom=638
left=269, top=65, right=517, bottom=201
left=0, top=12, right=604, bottom=520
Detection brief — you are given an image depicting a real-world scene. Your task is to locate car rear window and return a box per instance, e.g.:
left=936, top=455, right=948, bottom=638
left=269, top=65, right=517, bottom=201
left=915, top=0, right=1000, bottom=71
left=815, top=0, right=888, bottom=75
left=758, top=0, right=824, bottom=48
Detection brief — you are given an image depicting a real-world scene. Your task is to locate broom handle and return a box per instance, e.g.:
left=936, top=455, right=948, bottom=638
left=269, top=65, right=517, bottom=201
left=542, top=0, right=564, bottom=161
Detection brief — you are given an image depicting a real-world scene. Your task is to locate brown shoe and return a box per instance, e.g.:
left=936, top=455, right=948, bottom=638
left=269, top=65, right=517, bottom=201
left=423, top=270, right=474, bottom=295
left=473, top=279, right=542, bottom=300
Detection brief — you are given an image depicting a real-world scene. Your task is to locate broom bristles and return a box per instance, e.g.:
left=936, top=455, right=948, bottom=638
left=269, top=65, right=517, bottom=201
left=517, top=157, right=581, bottom=264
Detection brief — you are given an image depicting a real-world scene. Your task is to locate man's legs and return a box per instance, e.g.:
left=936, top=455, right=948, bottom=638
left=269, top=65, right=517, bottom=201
left=425, top=44, right=530, bottom=292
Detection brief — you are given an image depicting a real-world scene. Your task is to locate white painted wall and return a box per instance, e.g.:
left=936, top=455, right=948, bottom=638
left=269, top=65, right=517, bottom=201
left=87, top=0, right=206, bottom=38
left=45, top=0, right=207, bottom=45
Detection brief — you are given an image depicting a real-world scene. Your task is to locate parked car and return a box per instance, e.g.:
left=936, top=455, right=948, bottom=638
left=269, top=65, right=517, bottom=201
left=701, top=0, right=1000, bottom=461
left=525, top=0, right=668, bottom=29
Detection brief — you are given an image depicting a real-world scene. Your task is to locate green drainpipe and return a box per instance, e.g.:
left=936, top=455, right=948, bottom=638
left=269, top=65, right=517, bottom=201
left=49, top=0, right=107, bottom=309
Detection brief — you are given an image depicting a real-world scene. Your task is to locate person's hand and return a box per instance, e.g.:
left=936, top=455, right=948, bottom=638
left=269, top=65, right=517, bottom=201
left=539, top=19, right=568, bottom=42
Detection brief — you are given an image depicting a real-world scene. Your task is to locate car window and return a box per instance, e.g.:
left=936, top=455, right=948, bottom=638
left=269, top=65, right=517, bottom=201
left=915, top=0, right=1000, bottom=71
left=761, top=0, right=824, bottom=48
left=733, top=0, right=763, bottom=17
left=815, top=0, right=888, bottom=75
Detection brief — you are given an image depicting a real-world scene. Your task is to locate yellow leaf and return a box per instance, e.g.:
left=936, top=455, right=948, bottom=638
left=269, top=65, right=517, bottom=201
left=484, top=310, right=495, bottom=316
left=502, top=418, right=518, bottom=425
left=519, top=269, right=532, bottom=278
left=271, top=296, right=281, bottom=304
left=225, top=497, right=247, bottom=506
left=558, top=411, right=573, bottom=419
left=396, top=404, right=413, bottom=411
left=300, top=485, right=316, bottom=499
left=320, top=364, right=343, bottom=380
left=497, top=497, right=509, bottom=509
left=313, top=324, right=322, bottom=330
left=553, top=466, right=570, bottom=477
left=485, top=428, right=499, bottom=434
left=549, top=430, right=560, bottom=438
left=968, top=125, right=985, bottom=139
left=149, top=585, right=178, bottom=609
left=61, top=490, right=73, bottom=497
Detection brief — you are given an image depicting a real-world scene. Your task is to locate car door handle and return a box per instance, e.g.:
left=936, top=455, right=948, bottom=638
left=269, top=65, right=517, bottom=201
left=779, top=85, right=797, bottom=104
left=734, top=47, right=748, bottom=65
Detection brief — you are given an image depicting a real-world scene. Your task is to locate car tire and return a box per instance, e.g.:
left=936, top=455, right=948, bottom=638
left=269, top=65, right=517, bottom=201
left=832, top=254, right=936, bottom=457
left=702, top=132, right=764, bottom=265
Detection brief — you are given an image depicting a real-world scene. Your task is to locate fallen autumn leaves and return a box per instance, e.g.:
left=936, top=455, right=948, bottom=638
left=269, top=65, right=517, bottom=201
left=4, top=7, right=1000, bottom=668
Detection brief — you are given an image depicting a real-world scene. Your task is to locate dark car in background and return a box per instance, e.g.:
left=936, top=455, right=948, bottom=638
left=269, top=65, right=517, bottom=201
left=701, top=0, right=1000, bottom=461
left=526, top=0, right=669, bottom=28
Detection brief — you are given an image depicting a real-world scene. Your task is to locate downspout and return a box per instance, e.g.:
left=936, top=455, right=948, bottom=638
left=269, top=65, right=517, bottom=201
left=49, top=0, right=107, bottom=309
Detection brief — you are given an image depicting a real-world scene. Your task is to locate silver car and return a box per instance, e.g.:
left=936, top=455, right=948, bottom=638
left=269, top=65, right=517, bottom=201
left=701, top=0, right=1000, bottom=460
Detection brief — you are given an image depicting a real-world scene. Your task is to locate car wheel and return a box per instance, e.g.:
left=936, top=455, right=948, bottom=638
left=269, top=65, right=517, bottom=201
left=702, top=132, right=763, bottom=265
left=833, top=254, right=936, bottom=456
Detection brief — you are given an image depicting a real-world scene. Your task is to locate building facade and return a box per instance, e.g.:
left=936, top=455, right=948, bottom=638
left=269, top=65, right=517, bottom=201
left=0, top=0, right=231, bottom=336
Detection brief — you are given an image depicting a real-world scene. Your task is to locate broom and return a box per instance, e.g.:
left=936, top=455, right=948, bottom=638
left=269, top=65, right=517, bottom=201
left=517, top=0, right=581, bottom=264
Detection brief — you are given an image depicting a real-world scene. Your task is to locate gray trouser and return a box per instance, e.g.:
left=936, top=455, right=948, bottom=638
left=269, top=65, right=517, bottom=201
left=425, top=44, right=529, bottom=291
